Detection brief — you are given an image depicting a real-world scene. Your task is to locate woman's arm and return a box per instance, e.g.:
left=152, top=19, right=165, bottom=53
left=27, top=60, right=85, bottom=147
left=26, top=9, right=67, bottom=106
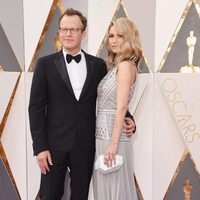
left=104, top=61, right=136, bottom=166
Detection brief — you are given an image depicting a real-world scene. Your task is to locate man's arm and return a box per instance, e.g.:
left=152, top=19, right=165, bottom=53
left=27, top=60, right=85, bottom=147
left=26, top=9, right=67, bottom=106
left=125, top=111, right=136, bottom=138
left=125, top=110, right=134, bottom=122
left=28, top=59, right=48, bottom=155
left=29, top=59, right=53, bottom=174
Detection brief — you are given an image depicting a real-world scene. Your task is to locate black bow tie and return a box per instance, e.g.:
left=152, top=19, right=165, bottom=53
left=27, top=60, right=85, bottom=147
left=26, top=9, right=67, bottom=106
left=66, top=54, right=81, bottom=63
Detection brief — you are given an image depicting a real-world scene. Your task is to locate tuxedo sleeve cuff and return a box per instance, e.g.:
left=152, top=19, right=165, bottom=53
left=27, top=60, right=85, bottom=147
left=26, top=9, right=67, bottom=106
left=33, top=140, right=49, bottom=156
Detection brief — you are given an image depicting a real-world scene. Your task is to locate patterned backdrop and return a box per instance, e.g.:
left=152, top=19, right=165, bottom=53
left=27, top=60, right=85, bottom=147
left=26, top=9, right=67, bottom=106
left=0, top=0, right=200, bottom=199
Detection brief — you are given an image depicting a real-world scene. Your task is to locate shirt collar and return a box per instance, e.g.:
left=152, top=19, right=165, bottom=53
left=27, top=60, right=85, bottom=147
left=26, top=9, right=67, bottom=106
left=62, top=48, right=82, bottom=59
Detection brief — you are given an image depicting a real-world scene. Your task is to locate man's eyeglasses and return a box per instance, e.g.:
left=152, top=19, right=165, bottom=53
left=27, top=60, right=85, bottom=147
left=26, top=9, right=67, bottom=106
left=58, top=28, right=82, bottom=35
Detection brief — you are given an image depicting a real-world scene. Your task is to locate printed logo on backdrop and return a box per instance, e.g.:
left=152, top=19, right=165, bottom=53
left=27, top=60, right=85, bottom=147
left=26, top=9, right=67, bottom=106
left=160, top=75, right=200, bottom=172
left=158, top=1, right=200, bottom=73
left=161, top=77, right=200, bottom=145
left=157, top=0, right=200, bottom=199
left=164, top=151, right=200, bottom=200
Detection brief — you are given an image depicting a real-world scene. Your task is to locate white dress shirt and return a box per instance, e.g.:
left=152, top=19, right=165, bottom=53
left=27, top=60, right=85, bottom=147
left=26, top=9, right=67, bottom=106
left=63, top=49, right=87, bottom=100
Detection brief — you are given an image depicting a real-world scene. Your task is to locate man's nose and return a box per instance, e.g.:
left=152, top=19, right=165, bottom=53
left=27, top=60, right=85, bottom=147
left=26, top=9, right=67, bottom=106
left=66, top=30, right=73, bottom=36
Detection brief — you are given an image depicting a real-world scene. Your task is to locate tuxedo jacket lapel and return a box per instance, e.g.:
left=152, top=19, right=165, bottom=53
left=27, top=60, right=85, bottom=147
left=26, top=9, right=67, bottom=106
left=53, top=50, right=95, bottom=100
left=80, top=50, right=94, bottom=99
left=54, top=51, right=76, bottom=98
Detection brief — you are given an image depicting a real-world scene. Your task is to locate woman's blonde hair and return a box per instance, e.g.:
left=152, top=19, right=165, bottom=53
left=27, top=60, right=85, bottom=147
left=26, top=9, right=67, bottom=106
left=105, top=18, right=143, bottom=69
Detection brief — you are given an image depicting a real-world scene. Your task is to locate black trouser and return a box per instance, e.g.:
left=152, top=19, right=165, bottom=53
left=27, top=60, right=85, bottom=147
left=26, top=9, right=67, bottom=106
left=39, top=142, right=95, bottom=200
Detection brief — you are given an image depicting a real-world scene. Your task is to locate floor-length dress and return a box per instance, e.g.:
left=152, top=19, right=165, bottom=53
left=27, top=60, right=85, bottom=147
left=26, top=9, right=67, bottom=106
left=93, top=66, right=138, bottom=200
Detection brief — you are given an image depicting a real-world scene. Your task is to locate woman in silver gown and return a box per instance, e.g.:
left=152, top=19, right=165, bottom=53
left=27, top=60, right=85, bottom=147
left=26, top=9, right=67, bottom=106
left=93, top=18, right=143, bottom=200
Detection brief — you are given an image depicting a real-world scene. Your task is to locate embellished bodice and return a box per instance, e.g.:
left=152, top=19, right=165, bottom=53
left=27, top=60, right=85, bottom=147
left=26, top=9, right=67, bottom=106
left=96, top=67, right=135, bottom=141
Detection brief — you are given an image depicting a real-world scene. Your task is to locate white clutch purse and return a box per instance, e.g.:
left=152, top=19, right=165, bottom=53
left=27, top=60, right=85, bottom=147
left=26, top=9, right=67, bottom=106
left=94, top=154, right=123, bottom=174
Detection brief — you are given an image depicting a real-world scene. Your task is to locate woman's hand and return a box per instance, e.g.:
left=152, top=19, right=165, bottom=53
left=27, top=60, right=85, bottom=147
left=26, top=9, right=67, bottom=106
left=104, top=142, right=118, bottom=167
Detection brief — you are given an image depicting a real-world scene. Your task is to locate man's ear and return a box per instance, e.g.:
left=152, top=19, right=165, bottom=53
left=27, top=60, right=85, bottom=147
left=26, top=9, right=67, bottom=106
left=82, top=30, right=86, bottom=40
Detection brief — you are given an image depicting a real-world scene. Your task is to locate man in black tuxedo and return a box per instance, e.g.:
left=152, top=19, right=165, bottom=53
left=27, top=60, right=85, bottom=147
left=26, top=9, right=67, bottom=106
left=29, top=8, right=135, bottom=200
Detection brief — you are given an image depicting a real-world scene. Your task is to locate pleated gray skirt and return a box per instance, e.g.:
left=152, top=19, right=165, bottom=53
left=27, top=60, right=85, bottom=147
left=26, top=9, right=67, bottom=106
left=93, top=139, right=138, bottom=200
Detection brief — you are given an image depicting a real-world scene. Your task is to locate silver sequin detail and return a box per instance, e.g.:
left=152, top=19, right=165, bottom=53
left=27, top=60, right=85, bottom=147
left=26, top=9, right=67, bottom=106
left=96, top=67, right=135, bottom=141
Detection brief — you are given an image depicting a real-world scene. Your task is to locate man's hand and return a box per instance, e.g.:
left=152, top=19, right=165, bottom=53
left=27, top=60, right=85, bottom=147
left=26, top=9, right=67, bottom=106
left=124, top=117, right=136, bottom=138
left=37, top=150, right=53, bottom=174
